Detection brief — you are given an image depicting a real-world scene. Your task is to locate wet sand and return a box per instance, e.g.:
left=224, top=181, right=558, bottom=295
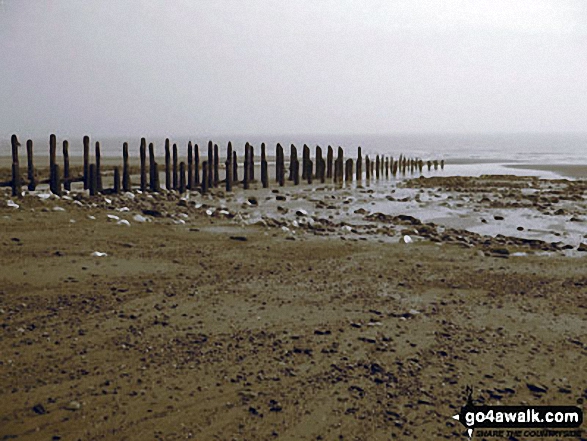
left=1, top=176, right=586, bottom=440
left=503, top=164, right=587, bottom=179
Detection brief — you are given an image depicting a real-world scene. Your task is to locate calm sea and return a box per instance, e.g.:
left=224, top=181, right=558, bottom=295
left=2, top=133, right=586, bottom=163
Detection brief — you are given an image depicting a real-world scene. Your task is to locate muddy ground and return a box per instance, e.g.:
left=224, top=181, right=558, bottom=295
left=0, top=178, right=586, bottom=441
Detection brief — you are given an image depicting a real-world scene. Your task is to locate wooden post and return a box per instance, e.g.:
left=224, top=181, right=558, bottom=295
left=194, top=143, right=200, bottom=185
left=113, top=166, right=121, bottom=194
left=49, top=134, right=56, bottom=194
left=366, top=156, right=371, bottom=180
left=207, top=141, right=213, bottom=189
left=173, top=143, right=178, bottom=190
left=83, top=135, right=90, bottom=190
left=187, top=141, right=193, bottom=190
left=89, top=164, right=97, bottom=196
left=95, top=142, right=102, bottom=192
left=441, top=159, right=445, bottom=170
left=385, top=157, right=389, bottom=178
left=337, top=147, right=344, bottom=183
left=26, top=139, right=36, bottom=191
left=62, top=140, right=70, bottom=191
left=226, top=142, right=233, bottom=192
left=261, top=142, right=268, bottom=188
left=326, top=146, right=333, bottom=179
left=232, top=151, right=238, bottom=183
left=165, top=139, right=171, bottom=190
left=249, top=144, right=255, bottom=182
left=122, top=142, right=131, bottom=191
left=356, top=147, right=362, bottom=182
left=179, top=162, right=186, bottom=194
left=201, top=161, right=208, bottom=194
left=375, top=155, right=380, bottom=179
left=293, top=147, right=300, bottom=186
left=148, top=142, right=155, bottom=191
left=302, top=145, right=309, bottom=180
left=140, top=139, right=147, bottom=192
left=316, top=146, right=324, bottom=182
left=276, top=143, right=285, bottom=186
left=213, top=143, right=219, bottom=187
left=154, top=163, right=160, bottom=191
left=11, top=134, right=20, bottom=197
left=53, top=164, right=62, bottom=196
left=243, top=143, right=250, bottom=190
left=288, top=145, right=295, bottom=181
left=307, top=159, right=313, bottom=184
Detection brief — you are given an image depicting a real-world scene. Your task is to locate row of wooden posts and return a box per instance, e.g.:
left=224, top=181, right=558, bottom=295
left=7, top=134, right=444, bottom=197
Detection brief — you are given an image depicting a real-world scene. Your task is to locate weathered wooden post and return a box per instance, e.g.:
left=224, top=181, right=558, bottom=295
left=371, top=160, right=375, bottom=177
left=337, top=147, right=344, bottom=183
left=356, top=147, right=362, bottom=182
left=207, top=141, right=213, bottom=189
left=149, top=142, right=157, bottom=191
left=276, top=143, right=285, bottom=186
left=289, top=145, right=295, bottom=181
left=122, top=142, right=131, bottom=191
left=243, top=143, right=250, bottom=190
left=11, top=134, right=20, bottom=197
left=291, top=145, right=299, bottom=185
left=62, top=140, right=70, bottom=191
left=307, top=159, right=313, bottom=184
left=441, top=159, right=445, bottom=170
left=187, top=141, right=193, bottom=190
left=232, top=150, right=238, bottom=183
left=327, top=146, right=333, bottom=179
left=261, top=142, right=268, bottom=188
left=83, top=135, right=90, bottom=190
left=249, top=144, right=255, bottom=182
left=375, top=155, right=380, bottom=180
left=153, top=162, right=160, bottom=191
left=194, top=143, right=200, bottom=185
left=433, top=159, right=439, bottom=170
left=53, top=164, right=62, bottom=196
left=179, top=162, right=186, bottom=194
left=173, top=143, right=179, bottom=190
left=213, top=143, right=219, bottom=187
left=165, top=139, right=171, bottom=190
left=365, top=155, right=371, bottom=180
left=226, top=142, right=233, bottom=192
left=385, top=157, right=389, bottom=178
left=316, top=146, right=324, bottom=182
left=95, top=142, right=102, bottom=192
left=49, top=134, right=56, bottom=194
left=201, top=161, right=209, bottom=194
left=140, top=139, right=147, bottom=192
left=345, top=158, right=353, bottom=182
left=26, top=139, right=36, bottom=191
left=113, top=166, right=121, bottom=194
left=89, top=163, right=98, bottom=196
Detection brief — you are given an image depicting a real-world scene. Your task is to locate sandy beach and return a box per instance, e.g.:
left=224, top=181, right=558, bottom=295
left=1, top=173, right=586, bottom=440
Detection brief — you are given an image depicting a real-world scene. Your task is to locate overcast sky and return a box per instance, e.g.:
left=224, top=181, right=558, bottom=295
left=1, top=0, right=585, bottom=138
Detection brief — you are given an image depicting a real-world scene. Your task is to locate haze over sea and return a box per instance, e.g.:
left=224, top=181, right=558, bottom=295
left=2, top=132, right=586, bottom=163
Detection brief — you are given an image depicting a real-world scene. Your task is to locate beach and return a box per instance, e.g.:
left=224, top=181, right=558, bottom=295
left=1, top=171, right=586, bottom=440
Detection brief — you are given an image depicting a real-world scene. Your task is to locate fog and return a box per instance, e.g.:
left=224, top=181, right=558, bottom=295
left=1, top=0, right=585, bottom=138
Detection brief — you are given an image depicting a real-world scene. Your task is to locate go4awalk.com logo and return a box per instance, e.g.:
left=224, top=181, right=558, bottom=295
left=452, top=387, right=583, bottom=438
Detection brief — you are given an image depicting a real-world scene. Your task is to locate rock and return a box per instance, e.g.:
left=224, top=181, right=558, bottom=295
left=133, top=214, right=148, bottom=223
left=32, top=403, right=46, bottom=415
left=6, top=200, right=20, bottom=209
left=578, top=243, right=587, bottom=252
left=400, top=235, right=413, bottom=244
left=526, top=383, right=547, bottom=394
left=248, top=197, right=258, bottom=206
left=106, top=214, right=120, bottom=221
left=142, top=209, right=162, bottom=217
left=90, top=251, right=108, bottom=257
left=65, top=400, right=81, bottom=411
left=116, top=219, right=131, bottom=227
left=295, top=209, right=308, bottom=217
left=230, top=236, right=248, bottom=241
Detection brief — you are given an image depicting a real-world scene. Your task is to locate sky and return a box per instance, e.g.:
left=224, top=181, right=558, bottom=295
left=1, top=0, right=586, bottom=138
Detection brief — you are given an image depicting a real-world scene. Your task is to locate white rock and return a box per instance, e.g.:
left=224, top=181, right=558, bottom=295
left=296, top=209, right=308, bottom=216
left=37, top=193, right=51, bottom=200
left=116, top=219, right=131, bottom=227
left=107, top=214, right=120, bottom=221
left=205, top=209, right=213, bottom=216
left=123, top=192, right=135, bottom=199
left=91, top=251, right=108, bottom=257
left=53, top=206, right=65, bottom=212
left=88, top=215, right=96, bottom=220
left=117, top=207, right=130, bottom=212
left=104, top=197, right=112, bottom=204
left=400, top=235, right=413, bottom=244
left=132, top=214, right=148, bottom=223
left=74, top=200, right=83, bottom=206
left=6, top=200, right=19, bottom=209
